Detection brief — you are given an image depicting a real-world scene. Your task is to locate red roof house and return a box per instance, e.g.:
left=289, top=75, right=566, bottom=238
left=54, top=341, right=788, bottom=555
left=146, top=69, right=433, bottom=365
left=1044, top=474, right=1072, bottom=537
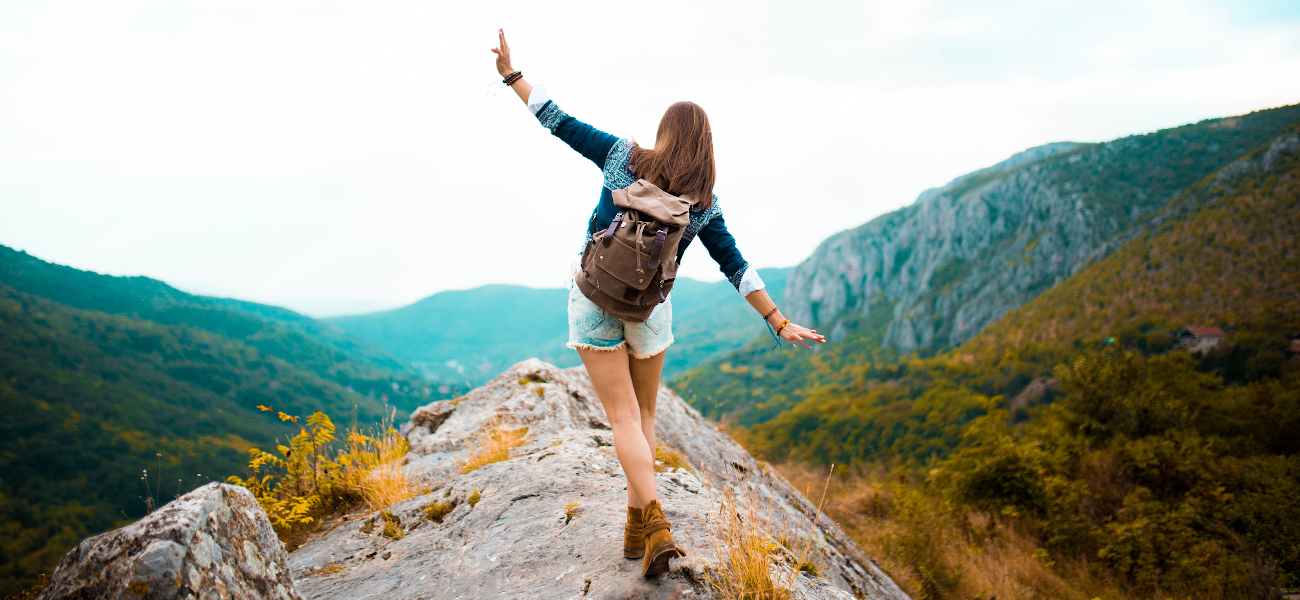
left=1178, top=326, right=1227, bottom=353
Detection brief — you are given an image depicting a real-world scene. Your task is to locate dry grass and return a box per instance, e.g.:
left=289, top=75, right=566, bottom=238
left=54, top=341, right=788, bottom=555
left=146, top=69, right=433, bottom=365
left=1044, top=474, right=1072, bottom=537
left=467, top=489, right=482, bottom=506
left=706, top=490, right=789, bottom=600
left=655, top=442, right=690, bottom=472
left=457, top=418, right=529, bottom=474
left=423, top=498, right=457, bottom=523
left=776, top=462, right=1131, bottom=600
left=704, top=470, right=830, bottom=600
left=564, top=501, right=581, bottom=524
left=378, top=510, right=404, bottom=540
left=348, top=413, right=419, bottom=511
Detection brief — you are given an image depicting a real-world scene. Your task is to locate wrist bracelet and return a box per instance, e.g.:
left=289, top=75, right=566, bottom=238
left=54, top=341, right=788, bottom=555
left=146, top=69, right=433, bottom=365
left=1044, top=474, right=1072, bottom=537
left=776, top=319, right=790, bottom=337
left=502, top=71, right=522, bottom=85
left=762, top=307, right=778, bottom=322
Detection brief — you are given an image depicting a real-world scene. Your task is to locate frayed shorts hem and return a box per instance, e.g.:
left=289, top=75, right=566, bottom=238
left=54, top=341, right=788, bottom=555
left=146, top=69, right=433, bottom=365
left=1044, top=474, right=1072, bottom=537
left=566, top=341, right=627, bottom=352
left=629, top=337, right=674, bottom=359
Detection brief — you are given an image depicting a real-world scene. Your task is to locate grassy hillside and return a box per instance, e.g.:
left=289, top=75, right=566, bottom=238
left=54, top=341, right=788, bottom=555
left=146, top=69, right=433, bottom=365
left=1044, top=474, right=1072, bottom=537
left=0, top=246, right=447, bottom=411
left=708, top=121, right=1300, bottom=598
left=329, top=284, right=571, bottom=385
left=0, top=248, right=457, bottom=595
left=203, top=296, right=419, bottom=377
left=679, top=103, right=1300, bottom=428
left=329, top=267, right=790, bottom=384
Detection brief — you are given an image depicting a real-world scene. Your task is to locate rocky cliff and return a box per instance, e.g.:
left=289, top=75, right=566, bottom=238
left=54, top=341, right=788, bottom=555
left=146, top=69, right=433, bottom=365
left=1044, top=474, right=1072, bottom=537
left=783, top=105, right=1300, bottom=353
left=35, top=360, right=908, bottom=600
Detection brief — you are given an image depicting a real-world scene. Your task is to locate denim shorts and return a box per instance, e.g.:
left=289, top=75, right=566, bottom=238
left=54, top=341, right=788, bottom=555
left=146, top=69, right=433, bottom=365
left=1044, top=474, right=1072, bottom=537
left=566, top=284, right=673, bottom=359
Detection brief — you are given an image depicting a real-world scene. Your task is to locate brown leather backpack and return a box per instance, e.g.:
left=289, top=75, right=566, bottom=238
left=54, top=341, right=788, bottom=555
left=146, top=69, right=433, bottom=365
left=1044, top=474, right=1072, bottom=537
left=575, top=179, right=695, bottom=322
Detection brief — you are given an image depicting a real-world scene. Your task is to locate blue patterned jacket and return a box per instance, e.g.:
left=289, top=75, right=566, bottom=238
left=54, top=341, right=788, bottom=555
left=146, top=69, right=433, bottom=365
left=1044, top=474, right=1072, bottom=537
left=533, top=97, right=763, bottom=295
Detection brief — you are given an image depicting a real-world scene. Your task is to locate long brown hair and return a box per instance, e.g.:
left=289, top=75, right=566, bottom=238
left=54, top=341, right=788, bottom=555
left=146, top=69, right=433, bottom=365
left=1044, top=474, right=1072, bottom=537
left=630, top=101, right=716, bottom=211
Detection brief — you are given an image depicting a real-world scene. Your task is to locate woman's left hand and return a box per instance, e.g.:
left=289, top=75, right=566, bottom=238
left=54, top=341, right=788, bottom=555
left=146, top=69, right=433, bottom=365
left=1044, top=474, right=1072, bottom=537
left=491, top=29, right=514, bottom=77
left=780, top=322, right=825, bottom=349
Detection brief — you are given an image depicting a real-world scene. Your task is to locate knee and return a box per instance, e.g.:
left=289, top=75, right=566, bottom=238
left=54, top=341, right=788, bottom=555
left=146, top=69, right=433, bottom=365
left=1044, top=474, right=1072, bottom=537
left=607, top=409, right=643, bottom=432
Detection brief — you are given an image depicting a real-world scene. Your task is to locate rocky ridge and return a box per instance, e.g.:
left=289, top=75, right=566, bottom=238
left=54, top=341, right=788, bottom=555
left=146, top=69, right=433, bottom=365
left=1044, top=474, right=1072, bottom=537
left=288, top=359, right=908, bottom=600
left=783, top=105, right=1300, bottom=353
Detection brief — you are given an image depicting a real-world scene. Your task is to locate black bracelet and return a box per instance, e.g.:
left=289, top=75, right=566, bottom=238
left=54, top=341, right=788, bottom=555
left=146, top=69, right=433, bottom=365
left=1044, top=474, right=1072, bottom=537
left=502, top=71, right=522, bottom=85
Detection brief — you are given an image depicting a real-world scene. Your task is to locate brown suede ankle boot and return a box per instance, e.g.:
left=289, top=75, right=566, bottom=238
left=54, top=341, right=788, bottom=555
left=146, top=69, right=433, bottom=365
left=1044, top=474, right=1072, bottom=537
left=623, top=506, right=645, bottom=559
left=640, top=499, right=682, bottom=576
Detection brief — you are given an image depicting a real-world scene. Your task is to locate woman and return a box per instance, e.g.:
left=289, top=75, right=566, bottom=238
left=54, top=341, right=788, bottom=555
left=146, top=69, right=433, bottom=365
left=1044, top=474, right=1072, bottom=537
left=491, top=29, right=825, bottom=576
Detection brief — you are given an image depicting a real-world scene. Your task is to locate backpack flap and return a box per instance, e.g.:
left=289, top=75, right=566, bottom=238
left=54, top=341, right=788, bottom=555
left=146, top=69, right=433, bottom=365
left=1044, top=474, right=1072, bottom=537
left=611, top=180, right=693, bottom=226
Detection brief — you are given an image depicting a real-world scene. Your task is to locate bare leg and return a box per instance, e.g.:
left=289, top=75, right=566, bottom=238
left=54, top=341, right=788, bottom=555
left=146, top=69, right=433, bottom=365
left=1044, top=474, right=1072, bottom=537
left=578, top=348, right=658, bottom=509
left=627, top=350, right=665, bottom=507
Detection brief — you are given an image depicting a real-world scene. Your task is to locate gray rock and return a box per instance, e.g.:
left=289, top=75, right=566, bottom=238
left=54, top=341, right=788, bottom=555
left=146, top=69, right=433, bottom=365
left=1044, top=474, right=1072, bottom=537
left=38, top=483, right=302, bottom=600
left=289, top=359, right=909, bottom=600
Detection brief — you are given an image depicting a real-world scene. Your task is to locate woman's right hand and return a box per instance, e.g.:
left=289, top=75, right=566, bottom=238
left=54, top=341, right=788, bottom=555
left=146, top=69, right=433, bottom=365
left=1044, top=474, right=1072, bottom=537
left=779, top=322, right=825, bottom=349
left=491, top=29, right=514, bottom=77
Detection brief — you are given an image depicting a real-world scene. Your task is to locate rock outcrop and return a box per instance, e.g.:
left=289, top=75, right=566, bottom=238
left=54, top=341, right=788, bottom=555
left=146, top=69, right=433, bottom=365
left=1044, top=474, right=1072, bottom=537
left=288, top=359, right=909, bottom=600
left=37, top=483, right=301, bottom=600
left=782, top=104, right=1300, bottom=353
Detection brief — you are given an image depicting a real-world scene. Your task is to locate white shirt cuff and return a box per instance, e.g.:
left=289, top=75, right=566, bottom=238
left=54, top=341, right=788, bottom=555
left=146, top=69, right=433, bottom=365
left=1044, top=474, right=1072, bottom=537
left=526, top=85, right=550, bottom=115
left=738, top=266, right=766, bottom=297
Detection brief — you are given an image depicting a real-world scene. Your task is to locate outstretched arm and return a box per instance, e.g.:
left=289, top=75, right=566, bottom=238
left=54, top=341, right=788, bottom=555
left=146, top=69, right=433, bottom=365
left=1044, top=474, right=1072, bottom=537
left=744, top=289, right=825, bottom=349
left=491, top=29, right=532, bottom=104
left=696, top=212, right=825, bottom=349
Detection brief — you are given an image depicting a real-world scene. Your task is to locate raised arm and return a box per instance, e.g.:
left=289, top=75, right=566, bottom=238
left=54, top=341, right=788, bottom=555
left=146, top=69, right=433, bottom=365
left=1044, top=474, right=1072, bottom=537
left=492, top=29, right=619, bottom=169
left=491, top=29, right=532, bottom=105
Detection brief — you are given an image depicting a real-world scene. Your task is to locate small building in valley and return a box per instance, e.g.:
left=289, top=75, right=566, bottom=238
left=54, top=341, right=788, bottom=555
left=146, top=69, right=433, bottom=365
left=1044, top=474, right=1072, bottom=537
left=1178, top=326, right=1227, bottom=353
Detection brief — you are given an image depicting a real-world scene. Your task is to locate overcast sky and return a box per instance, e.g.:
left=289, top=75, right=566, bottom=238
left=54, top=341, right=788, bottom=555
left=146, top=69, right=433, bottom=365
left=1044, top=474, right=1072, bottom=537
left=2, top=0, right=1298, bottom=316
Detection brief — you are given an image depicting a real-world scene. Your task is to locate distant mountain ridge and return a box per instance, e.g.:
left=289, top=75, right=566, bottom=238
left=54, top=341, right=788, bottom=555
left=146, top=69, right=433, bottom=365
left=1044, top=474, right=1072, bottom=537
left=784, top=104, right=1300, bottom=353
left=0, top=246, right=432, bottom=391
left=328, top=268, right=791, bottom=385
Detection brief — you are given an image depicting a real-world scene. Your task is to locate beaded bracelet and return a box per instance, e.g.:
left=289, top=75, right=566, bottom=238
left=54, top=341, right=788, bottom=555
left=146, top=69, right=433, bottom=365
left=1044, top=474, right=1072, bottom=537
left=775, top=319, right=790, bottom=337
left=763, top=310, right=782, bottom=348
left=762, top=307, right=778, bottom=322
left=502, top=71, right=523, bottom=86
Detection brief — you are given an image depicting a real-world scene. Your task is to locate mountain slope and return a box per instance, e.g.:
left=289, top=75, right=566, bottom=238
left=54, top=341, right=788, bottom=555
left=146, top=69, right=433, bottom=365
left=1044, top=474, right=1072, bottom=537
left=677, top=103, right=1300, bottom=426
left=736, top=125, right=1300, bottom=595
left=203, top=296, right=418, bottom=377
left=0, top=249, right=456, bottom=595
left=746, top=116, right=1300, bottom=466
left=787, top=103, right=1300, bottom=353
left=328, top=268, right=790, bottom=384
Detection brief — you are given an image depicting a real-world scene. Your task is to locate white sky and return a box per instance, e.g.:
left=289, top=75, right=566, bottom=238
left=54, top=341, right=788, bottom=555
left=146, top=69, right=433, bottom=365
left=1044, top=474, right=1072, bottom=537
left=2, top=0, right=1298, bottom=316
